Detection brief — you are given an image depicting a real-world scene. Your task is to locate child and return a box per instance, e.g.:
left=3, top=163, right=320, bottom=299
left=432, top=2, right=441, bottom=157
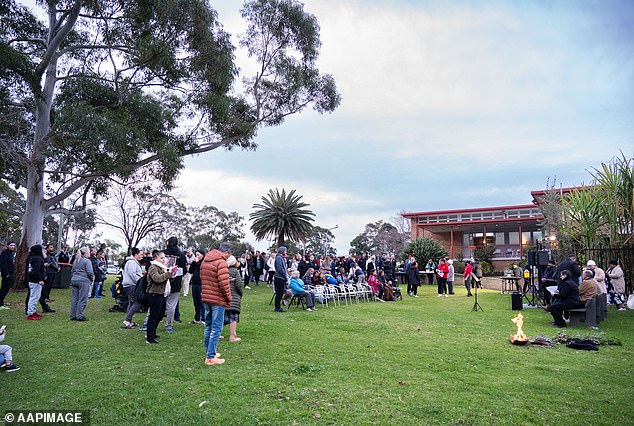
left=0, top=325, right=20, bottom=372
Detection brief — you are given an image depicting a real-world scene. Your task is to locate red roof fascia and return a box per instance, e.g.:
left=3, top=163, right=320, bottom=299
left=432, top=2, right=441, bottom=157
left=413, top=216, right=543, bottom=227
left=402, top=204, right=538, bottom=218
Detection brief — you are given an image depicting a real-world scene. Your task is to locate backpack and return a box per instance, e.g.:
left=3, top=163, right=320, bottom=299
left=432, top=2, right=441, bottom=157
left=134, top=275, right=149, bottom=306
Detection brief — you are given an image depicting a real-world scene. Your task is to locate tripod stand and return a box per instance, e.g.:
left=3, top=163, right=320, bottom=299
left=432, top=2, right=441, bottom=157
left=472, top=278, right=483, bottom=312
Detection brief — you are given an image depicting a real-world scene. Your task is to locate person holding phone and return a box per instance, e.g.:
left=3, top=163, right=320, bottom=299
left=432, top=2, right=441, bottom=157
left=0, top=325, right=20, bottom=372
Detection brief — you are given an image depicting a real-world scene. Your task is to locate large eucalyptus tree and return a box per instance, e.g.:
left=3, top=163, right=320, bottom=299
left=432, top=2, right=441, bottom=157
left=0, top=0, right=340, bottom=286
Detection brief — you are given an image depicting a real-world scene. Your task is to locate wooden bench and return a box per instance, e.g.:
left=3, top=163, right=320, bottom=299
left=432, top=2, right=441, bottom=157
left=568, top=297, right=597, bottom=328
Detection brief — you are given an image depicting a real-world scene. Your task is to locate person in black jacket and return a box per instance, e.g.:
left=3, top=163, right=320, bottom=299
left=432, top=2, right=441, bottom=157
left=555, top=254, right=582, bottom=283
left=25, top=245, right=47, bottom=320
left=547, top=269, right=581, bottom=328
left=188, top=249, right=206, bottom=324
left=0, top=241, right=17, bottom=309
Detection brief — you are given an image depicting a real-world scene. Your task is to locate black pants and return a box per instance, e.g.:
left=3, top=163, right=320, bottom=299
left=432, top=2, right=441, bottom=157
left=268, top=271, right=274, bottom=286
left=254, top=268, right=263, bottom=285
left=146, top=294, right=164, bottom=343
left=437, top=277, right=447, bottom=295
left=549, top=301, right=579, bottom=327
left=0, top=275, right=13, bottom=306
left=426, top=273, right=434, bottom=285
left=274, top=277, right=286, bottom=310
left=40, top=272, right=56, bottom=304
left=191, top=284, right=203, bottom=321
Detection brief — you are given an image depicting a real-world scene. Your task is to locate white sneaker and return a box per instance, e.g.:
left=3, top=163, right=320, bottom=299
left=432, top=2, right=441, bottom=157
left=413, top=295, right=419, bottom=298
left=245, top=285, right=251, bottom=289
left=437, top=294, right=442, bottom=298
left=445, top=294, right=448, bottom=298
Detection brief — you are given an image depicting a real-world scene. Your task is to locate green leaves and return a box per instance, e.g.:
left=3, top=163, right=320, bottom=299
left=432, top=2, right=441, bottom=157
left=403, top=237, right=449, bottom=264
left=250, top=188, right=315, bottom=247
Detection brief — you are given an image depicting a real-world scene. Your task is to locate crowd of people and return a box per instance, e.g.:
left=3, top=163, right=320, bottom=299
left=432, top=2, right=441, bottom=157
left=0, top=237, right=631, bottom=369
left=543, top=254, right=626, bottom=328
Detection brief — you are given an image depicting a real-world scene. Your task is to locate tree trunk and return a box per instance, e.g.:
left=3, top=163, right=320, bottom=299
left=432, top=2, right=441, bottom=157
left=15, top=61, right=54, bottom=289
left=277, top=232, right=285, bottom=248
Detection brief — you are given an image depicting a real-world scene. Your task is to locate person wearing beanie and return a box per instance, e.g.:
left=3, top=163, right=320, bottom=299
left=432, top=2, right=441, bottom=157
left=273, top=246, right=289, bottom=312
left=163, top=236, right=187, bottom=333
left=224, top=256, right=243, bottom=342
left=200, top=241, right=232, bottom=365
left=188, top=249, right=206, bottom=325
left=0, top=241, right=17, bottom=309
left=25, top=245, right=47, bottom=320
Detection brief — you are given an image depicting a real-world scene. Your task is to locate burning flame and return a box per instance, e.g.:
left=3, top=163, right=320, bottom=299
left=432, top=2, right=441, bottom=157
left=510, top=312, right=528, bottom=344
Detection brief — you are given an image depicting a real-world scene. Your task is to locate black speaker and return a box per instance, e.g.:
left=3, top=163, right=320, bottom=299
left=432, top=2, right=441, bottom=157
left=511, top=292, right=523, bottom=310
left=538, top=250, right=549, bottom=266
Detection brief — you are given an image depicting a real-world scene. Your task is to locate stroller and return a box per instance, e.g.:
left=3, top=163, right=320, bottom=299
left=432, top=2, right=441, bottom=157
left=109, top=275, right=129, bottom=312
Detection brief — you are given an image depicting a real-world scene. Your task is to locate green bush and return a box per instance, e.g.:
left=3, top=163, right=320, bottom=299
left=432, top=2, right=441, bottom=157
left=403, top=237, right=448, bottom=264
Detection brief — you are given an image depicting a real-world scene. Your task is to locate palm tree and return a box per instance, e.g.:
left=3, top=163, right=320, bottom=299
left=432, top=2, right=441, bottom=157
left=250, top=189, right=315, bottom=247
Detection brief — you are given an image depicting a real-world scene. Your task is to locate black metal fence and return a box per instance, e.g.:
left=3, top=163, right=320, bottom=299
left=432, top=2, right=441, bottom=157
left=576, top=244, right=634, bottom=295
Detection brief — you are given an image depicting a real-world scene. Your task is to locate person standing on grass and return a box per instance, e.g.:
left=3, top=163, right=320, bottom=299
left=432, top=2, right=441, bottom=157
left=266, top=251, right=276, bottom=287
left=188, top=249, right=206, bottom=325
left=436, top=258, right=449, bottom=298
left=463, top=260, right=474, bottom=297
left=70, top=247, right=94, bottom=321
left=200, top=242, right=232, bottom=365
left=424, top=259, right=436, bottom=286
left=606, top=259, right=626, bottom=311
left=145, top=250, right=176, bottom=344
left=40, top=244, right=59, bottom=311
left=0, top=241, right=16, bottom=310
left=273, top=246, right=290, bottom=312
left=183, top=248, right=195, bottom=297
left=122, top=248, right=145, bottom=329
left=224, top=256, right=243, bottom=341
left=163, top=237, right=187, bottom=334
left=25, top=245, right=46, bottom=320
left=446, top=259, right=455, bottom=295
left=408, top=261, right=421, bottom=297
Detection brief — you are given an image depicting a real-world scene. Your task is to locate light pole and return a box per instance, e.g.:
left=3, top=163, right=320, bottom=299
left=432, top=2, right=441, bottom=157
left=324, top=225, right=339, bottom=257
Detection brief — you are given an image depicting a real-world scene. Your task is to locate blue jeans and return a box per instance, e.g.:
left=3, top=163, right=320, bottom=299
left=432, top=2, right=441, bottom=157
left=203, top=304, right=225, bottom=359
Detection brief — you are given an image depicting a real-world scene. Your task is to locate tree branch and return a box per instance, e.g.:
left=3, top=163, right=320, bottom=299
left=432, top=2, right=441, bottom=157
left=0, top=205, right=22, bottom=217
left=36, top=0, right=84, bottom=78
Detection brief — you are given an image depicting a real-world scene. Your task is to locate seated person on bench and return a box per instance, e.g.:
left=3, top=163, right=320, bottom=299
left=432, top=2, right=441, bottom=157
left=579, top=269, right=598, bottom=304
left=546, top=269, right=581, bottom=328
left=289, top=271, right=317, bottom=312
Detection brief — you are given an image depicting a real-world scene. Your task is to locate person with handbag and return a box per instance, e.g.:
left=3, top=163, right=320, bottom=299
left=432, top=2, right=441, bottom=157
left=145, top=250, right=176, bottom=344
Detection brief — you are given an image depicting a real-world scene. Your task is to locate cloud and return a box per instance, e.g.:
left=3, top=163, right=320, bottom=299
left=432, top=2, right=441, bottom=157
left=173, top=164, right=387, bottom=253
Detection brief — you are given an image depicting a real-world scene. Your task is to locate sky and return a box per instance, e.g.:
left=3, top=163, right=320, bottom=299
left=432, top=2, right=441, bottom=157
left=19, top=0, right=634, bottom=253
left=174, top=0, right=634, bottom=253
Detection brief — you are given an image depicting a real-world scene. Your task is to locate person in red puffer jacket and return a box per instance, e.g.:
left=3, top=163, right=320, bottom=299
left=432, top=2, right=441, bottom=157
left=200, top=242, right=233, bottom=365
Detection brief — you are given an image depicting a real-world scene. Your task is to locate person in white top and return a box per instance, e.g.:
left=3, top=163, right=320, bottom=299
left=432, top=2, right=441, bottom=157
left=182, top=248, right=195, bottom=297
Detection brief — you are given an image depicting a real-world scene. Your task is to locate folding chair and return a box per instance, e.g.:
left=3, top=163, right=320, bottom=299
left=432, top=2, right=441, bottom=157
left=288, top=293, right=306, bottom=310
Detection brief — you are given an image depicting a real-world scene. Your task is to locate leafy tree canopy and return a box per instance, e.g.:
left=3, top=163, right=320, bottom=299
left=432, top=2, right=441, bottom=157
left=0, top=0, right=340, bottom=244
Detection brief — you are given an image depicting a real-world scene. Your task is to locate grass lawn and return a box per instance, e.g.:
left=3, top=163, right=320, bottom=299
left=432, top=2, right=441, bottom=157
left=1, top=278, right=632, bottom=425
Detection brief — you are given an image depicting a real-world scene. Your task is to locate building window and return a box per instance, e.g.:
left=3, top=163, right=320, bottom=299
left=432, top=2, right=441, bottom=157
left=509, top=232, right=520, bottom=245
